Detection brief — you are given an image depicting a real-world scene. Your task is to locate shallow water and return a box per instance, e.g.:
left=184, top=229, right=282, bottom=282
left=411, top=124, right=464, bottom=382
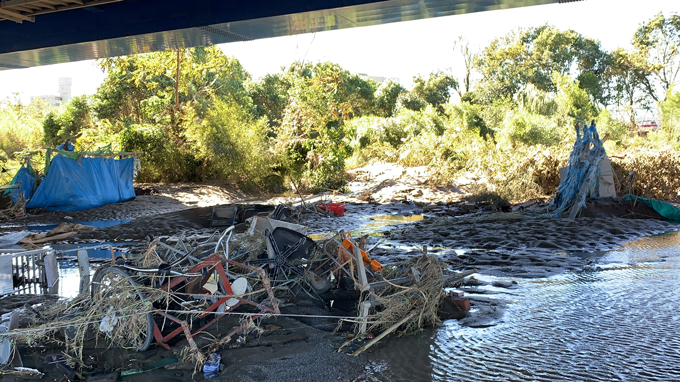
left=54, top=243, right=132, bottom=298
left=351, top=214, right=424, bottom=237
left=308, top=213, right=424, bottom=240
left=360, top=231, right=680, bottom=381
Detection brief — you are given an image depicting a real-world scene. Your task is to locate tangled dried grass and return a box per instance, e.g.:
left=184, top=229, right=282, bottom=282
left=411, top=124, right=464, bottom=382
left=364, top=255, right=445, bottom=336
left=15, top=273, right=163, bottom=362
left=611, top=148, right=680, bottom=200
left=430, top=145, right=568, bottom=203
left=0, top=196, right=27, bottom=221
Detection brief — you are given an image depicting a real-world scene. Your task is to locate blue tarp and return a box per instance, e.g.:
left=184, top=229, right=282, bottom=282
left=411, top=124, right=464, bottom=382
left=26, top=155, right=136, bottom=211
left=6, top=165, right=35, bottom=202
left=56, top=141, right=75, bottom=151
left=551, top=121, right=606, bottom=217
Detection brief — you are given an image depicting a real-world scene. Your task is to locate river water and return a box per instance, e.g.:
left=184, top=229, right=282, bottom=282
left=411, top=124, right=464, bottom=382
left=360, top=231, right=680, bottom=381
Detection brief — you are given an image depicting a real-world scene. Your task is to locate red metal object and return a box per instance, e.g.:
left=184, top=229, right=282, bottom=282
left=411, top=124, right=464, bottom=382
left=149, top=254, right=279, bottom=350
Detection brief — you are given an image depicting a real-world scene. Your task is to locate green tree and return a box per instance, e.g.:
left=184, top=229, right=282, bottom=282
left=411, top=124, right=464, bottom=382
left=553, top=72, right=597, bottom=134
left=608, top=49, right=655, bottom=126
left=249, top=73, right=292, bottom=129
left=275, top=61, right=375, bottom=191
left=42, top=96, right=94, bottom=147
left=95, top=46, right=252, bottom=124
left=189, top=98, right=281, bottom=190
left=658, top=89, right=680, bottom=148
left=402, top=73, right=457, bottom=114
left=373, top=80, right=406, bottom=117
left=452, top=36, right=474, bottom=98
left=475, top=26, right=610, bottom=105
left=0, top=96, right=48, bottom=159
left=633, top=12, right=680, bottom=102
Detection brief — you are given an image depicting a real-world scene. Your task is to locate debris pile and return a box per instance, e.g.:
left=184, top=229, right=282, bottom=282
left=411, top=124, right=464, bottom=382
left=0, top=204, right=475, bottom=378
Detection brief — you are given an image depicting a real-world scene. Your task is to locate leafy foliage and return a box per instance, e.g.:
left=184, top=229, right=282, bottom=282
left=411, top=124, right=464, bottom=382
left=190, top=99, right=282, bottom=190
left=249, top=73, right=292, bottom=129
left=400, top=73, right=457, bottom=115
left=273, top=62, right=375, bottom=191
left=474, top=26, right=610, bottom=105
left=4, top=18, right=680, bottom=201
left=658, top=89, right=680, bottom=149
left=633, top=12, right=680, bottom=101
left=42, top=96, right=94, bottom=147
left=373, top=80, right=406, bottom=117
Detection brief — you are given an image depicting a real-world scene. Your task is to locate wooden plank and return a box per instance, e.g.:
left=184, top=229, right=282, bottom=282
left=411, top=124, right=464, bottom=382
left=354, top=246, right=368, bottom=291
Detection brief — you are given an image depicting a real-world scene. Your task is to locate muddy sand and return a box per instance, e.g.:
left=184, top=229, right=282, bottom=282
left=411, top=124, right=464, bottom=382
left=2, top=163, right=680, bottom=381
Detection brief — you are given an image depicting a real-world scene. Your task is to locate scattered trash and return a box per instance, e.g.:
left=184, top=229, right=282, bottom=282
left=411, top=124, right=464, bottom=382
left=210, top=205, right=237, bottom=227
left=86, top=371, right=120, bottom=382
left=0, top=204, right=479, bottom=378
left=2, top=367, right=44, bottom=379
left=18, top=222, right=96, bottom=249
left=203, top=353, right=221, bottom=379
left=120, top=356, right=178, bottom=376
left=98, top=306, right=118, bottom=335
left=622, top=195, right=680, bottom=221
left=0, top=327, right=11, bottom=366
left=45, top=354, right=76, bottom=380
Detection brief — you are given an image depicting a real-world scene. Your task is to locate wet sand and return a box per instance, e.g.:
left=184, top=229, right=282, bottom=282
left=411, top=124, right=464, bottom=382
left=375, top=214, right=679, bottom=278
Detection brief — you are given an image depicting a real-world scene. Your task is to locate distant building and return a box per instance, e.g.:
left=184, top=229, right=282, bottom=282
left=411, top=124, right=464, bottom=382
left=31, top=77, right=72, bottom=107
left=358, top=73, right=399, bottom=84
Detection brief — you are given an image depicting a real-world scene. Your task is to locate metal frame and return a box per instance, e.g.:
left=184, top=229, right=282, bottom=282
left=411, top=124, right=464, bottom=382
left=149, top=253, right=279, bottom=350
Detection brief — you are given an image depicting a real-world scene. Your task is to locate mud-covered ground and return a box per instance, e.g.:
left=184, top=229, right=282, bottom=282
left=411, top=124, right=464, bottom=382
left=2, top=163, right=679, bottom=381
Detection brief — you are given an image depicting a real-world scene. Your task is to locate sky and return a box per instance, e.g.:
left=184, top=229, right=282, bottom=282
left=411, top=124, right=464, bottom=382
left=0, top=0, right=677, bottom=103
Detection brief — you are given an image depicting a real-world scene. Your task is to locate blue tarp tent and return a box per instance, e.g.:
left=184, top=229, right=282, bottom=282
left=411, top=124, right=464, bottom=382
left=26, top=154, right=136, bottom=211
left=5, top=165, right=35, bottom=202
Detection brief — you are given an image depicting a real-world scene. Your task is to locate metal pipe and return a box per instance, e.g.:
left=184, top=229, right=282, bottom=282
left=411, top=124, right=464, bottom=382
left=119, top=265, right=202, bottom=278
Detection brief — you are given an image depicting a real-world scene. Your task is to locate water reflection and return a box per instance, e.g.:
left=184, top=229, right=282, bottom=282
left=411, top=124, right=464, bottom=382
left=360, top=231, right=680, bottom=381
left=25, top=219, right=134, bottom=232
left=309, top=214, right=424, bottom=240
left=54, top=244, right=131, bottom=298
left=351, top=214, right=424, bottom=237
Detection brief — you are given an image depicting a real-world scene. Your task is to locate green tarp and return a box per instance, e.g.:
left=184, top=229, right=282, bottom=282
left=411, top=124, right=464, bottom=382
left=622, top=195, right=680, bottom=221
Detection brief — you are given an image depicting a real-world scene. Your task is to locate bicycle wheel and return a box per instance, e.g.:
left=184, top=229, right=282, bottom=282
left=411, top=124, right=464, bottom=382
left=91, top=266, right=155, bottom=352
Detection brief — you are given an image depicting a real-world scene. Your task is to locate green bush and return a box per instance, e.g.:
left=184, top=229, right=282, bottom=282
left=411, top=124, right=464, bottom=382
left=0, top=98, right=47, bottom=159
left=595, top=109, right=629, bottom=144
left=501, top=110, right=559, bottom=146
left=190, top=99, right=283, bottom=191
left=42, top=96, right=94, bottom=147
left=346, top=106, right=446, bottom=167
left=658, top=90, right=680, bottom=150
left=119, top=123, right=200, bottom=182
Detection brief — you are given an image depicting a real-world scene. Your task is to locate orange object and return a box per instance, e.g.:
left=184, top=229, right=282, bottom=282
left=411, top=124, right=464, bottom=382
left=339, top=235, right=382, bottom=272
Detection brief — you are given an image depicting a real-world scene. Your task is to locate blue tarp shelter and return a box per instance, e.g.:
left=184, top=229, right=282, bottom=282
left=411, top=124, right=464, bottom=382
left=5, top=164, right=36, bottom=203
left=25, top=154, right=136, bottom=212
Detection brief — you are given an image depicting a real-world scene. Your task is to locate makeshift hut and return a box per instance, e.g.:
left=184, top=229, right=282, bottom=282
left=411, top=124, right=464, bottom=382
left=18, top=144, right=139, bottom=212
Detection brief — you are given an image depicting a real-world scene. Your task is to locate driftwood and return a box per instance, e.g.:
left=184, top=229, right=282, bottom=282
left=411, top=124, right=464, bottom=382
left=350, top=311, right=418, bottom=356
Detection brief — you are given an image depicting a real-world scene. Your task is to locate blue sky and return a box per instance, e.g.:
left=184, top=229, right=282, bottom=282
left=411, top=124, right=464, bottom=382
left=0, top=0, right=677, bottom=103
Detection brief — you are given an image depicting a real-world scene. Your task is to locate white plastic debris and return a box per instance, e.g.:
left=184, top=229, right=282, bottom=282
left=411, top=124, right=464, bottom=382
left=99, top=306, right=119, bottom=334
